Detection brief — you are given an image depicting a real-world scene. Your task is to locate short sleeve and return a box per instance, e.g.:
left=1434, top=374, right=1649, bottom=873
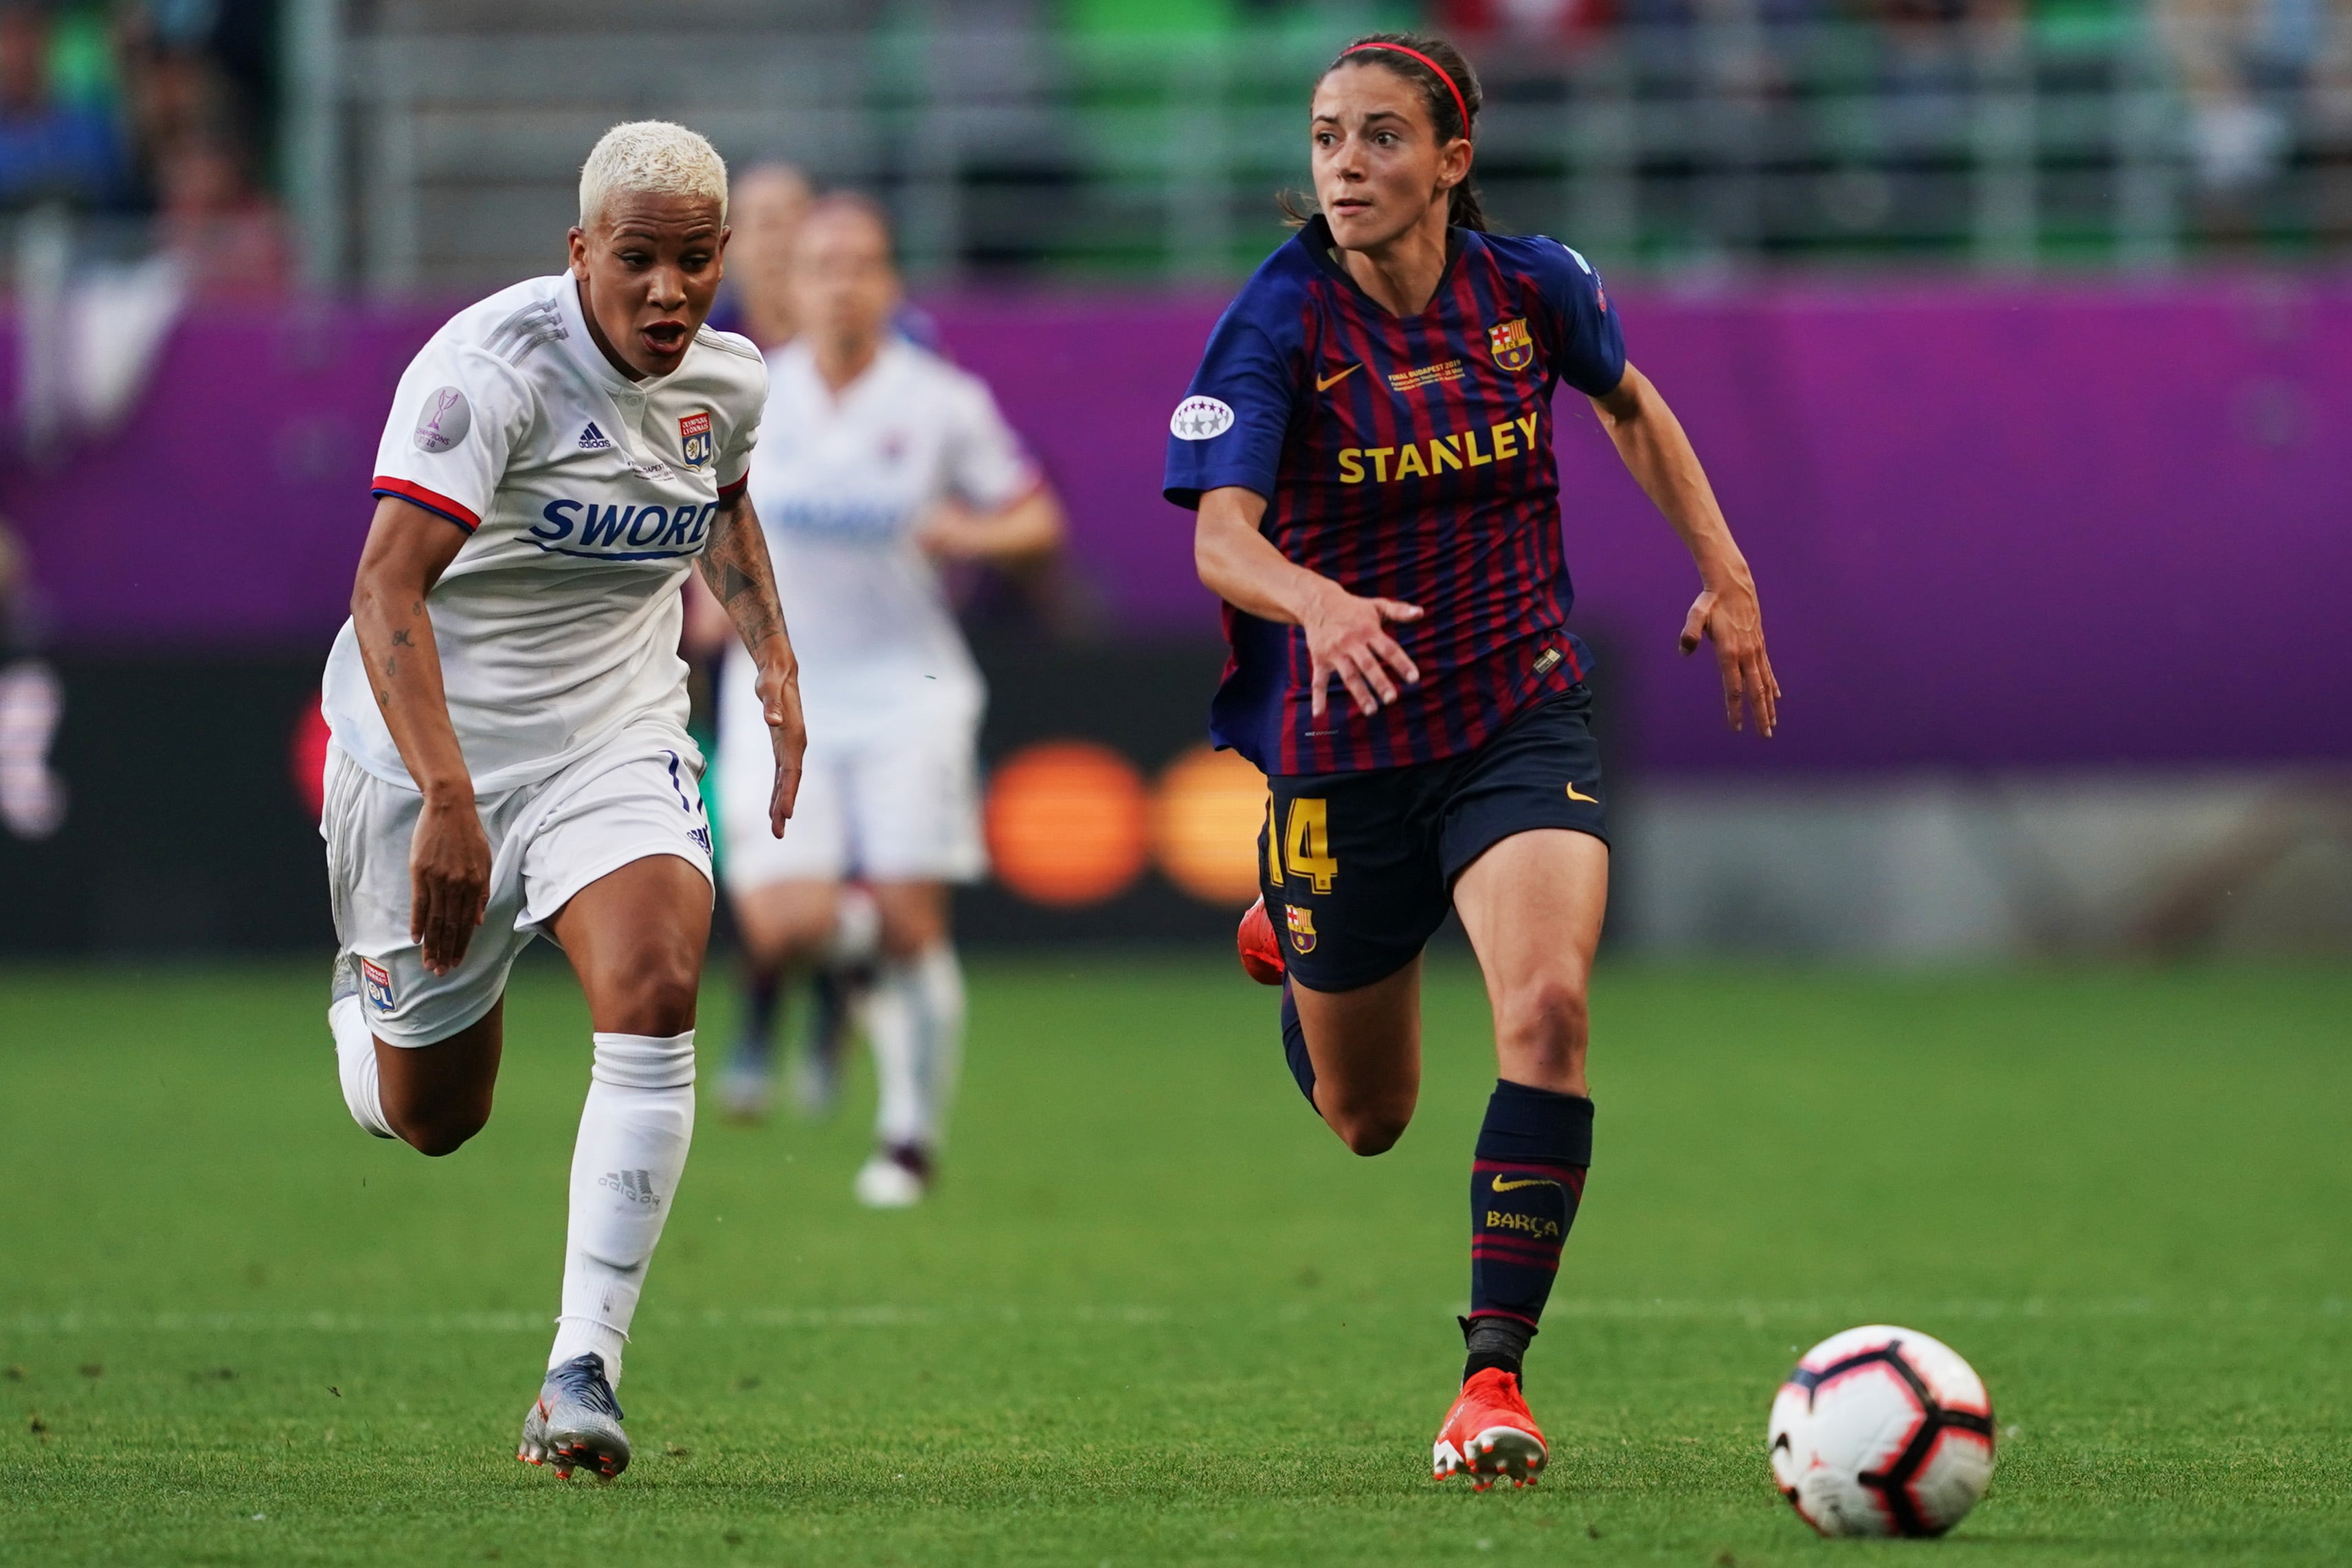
left=1536, top=240, right=1626, bottom=399
left=715, top=359, right=768, bottom=498
left=370, top=336, right=533, bottom=533
left=1162, top=300, right=1300, bottom=511
left=940, top=372, right=1040, bottom=510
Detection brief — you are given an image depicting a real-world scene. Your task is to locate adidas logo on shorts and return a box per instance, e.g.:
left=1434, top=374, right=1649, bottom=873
left=578, top=422, right=611, bottom=451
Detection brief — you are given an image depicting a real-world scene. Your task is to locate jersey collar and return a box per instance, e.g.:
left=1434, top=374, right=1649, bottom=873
left=777, top=335, right=908, bottom=409
left=1298, top=214, right=1473, bottom=322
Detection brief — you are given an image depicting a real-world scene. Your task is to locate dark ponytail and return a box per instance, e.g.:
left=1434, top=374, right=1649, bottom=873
left=1312, top=31, right=1488, bottom=233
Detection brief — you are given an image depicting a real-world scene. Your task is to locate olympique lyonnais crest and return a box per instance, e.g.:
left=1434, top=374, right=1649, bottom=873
left=361, top=956, right=394, bottom=1011
left=1488, top=317, right=1536, bottom=373
left=678, top=410, right=713, bottom=468
left=1285, top=904, right=1318, bottom=954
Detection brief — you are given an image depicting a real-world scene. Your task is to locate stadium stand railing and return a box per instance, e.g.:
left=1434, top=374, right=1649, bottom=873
left=301, top=7, right=2352, bottom=291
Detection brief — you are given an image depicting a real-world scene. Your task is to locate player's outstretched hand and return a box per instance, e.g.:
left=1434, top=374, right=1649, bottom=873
left=759, top=659, right=807, bottom=839
left=1303, top=583, right=1423, bottom=719
left=1679, top=581, right=1780, bottom=737
left=410, top=795, right=491, bottom=974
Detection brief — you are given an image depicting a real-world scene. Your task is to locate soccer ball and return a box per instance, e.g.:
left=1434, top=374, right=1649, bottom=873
left=1767, top=1325, right=1996, bottom=1537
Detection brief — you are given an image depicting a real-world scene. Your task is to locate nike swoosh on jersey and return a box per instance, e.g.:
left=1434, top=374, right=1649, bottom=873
left=1491, top=1174, right=1564, bottom=1194
left=1566, top=783, right=1600, bottom=803
left=1315, top=363, right=1362, bottom=392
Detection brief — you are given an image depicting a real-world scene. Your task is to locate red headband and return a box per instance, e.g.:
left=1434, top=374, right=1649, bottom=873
left=1341, top=41, right=1472, bottom=142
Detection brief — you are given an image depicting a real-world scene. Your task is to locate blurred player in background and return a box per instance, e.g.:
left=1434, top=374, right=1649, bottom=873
left=706, top=192, right=1063, bottom=1207
left=319, top=122, right=803, bottom=1479
left=686, top=158, right=877, bottom=1118
left=709, top=161, right=809, bottom=348
left=1168, top=36, right=1778, bottom=1489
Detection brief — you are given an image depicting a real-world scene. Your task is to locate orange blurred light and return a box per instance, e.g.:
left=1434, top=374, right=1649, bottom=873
left=983, top=741, right=1150, bottom=906
left=1151, top=743, right=1268, bottom=905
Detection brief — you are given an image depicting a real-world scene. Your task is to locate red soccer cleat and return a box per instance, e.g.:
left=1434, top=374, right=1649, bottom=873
left=1433, top=1367, right=1549, bottom=1490
left=1237, top=897, right=1286, bottom=985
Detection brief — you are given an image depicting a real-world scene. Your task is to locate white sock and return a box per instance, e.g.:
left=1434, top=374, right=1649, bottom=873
left=828, top=884, right=882, bottom=965
left=329, top=994, right=395, bottom=1139
left=546, top=1030, right=695, bottom=1388
left=866, top=945, right=964, bottom=1151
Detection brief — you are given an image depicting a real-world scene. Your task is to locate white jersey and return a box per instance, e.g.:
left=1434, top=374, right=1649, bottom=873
left=745, top=337, right=1036, bottom=741
left=322, top=273, right=768, bottom=793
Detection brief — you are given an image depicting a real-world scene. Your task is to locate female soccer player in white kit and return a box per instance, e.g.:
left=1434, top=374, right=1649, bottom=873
left=713, top=194, right=1062, bottom=1207
left=318, top=122, right=803, bottom=1480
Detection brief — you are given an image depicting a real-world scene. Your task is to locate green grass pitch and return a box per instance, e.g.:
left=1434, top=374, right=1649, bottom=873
left=3, top=955, right=2348, bottom=1565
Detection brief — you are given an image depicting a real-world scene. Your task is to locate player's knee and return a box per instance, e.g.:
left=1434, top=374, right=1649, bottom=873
left=392, top=1102, right=491, bottom=1158
left=875, top=897, right=948, bottom=960
left=1496, top=972, right=1588, bottom=1044
left=607, top=948, right=702, bottom=1035
left=1336, top=1110, right=1411, bottom=1157
left=1493, top=972, right=1589, bottom=1072
left=741, top=917, right=825, bottom=970
left=1324, top=1094, right=1415, bottom=1156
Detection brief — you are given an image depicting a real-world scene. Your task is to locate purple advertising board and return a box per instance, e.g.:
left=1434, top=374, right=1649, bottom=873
left=5, top=278, right=2347, bottom=773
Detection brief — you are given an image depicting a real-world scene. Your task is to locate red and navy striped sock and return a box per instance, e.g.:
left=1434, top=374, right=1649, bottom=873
left=1467, top=1079, right=1593, bottom=1378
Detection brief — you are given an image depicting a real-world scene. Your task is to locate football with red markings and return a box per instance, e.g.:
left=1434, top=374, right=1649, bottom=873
left=1767, top=1324, right=1996, bottom=1537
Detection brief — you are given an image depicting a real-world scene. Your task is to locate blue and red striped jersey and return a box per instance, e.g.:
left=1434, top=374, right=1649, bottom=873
left=1165, top=216, right=1626, bottom=776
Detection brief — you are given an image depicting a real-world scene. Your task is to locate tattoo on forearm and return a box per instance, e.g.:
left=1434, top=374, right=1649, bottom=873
left=391, top=629, right=414, bottom=647
left=697, top=500, right=786, bottom=648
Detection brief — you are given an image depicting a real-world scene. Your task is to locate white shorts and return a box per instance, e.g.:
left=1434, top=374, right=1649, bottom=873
left=715, top=665, right=985, bottom=890
left=323, top=724, right=714, bottom=1047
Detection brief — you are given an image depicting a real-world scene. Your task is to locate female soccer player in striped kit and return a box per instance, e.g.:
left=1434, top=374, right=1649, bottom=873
left=1165, top=35, right=1780, bottom=1488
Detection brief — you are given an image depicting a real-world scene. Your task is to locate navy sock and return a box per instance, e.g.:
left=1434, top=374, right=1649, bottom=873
left=1279, top=980, right=1316, bottom=1107
left=805, top=965, right=856, bottom=1069
left=1468, top=1079, right=1593, bottom=1370
left=734, top=966, right=783, bottom=1066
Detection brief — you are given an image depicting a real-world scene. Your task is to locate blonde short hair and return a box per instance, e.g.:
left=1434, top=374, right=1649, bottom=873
left=578, top=121, right=728, bottom=229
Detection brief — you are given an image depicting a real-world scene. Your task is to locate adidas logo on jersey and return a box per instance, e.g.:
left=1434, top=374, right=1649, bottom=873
left=578, top=423, right=611, bottom=451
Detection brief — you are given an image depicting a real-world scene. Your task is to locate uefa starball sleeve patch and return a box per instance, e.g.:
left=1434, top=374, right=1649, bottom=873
left=1170, top=396, right=1236, bottom=440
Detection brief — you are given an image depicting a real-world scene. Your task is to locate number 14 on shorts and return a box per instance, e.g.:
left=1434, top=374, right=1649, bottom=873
left=1266, top=797, right=1339, bottom=893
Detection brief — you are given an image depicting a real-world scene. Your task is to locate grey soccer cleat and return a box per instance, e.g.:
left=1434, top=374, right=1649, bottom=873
left=718, top=1057, right=775, bottom=1123
left=516, top=1353, right=630, bottom=1480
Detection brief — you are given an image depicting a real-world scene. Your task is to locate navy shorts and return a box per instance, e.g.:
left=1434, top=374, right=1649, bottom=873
left=1257, top=684, right=1608, bottom=993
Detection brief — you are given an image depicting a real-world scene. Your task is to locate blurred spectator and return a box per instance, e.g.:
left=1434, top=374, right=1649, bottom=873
left=115, top=0, right=273, bottom=199
left=0, top=2, right=132, bottom=211
left=156, top=128, right=285, bottom=295
left=1440, top=0, right=1607, bottom=43
left=2158, top=0, right=2340, bottom=193
left=0, top=517, right=65, bottom=840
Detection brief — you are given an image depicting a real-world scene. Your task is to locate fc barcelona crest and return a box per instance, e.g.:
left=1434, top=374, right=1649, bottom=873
left=1284, top=904, right=1318, bottom=954
left=678, top=410, right=714, bottom=468
left=1487, top=317, right=1536, bottom=373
